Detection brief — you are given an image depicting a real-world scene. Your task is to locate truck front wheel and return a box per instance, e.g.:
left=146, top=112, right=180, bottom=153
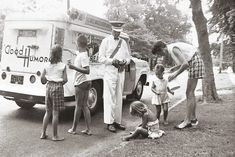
left=15, top=101, right=35, bottom=109
left=87, top=82, right=102, bottom=114
left=127, top=79, right=144, bottom=100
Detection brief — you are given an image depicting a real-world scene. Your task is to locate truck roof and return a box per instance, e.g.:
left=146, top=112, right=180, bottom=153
left=5, top=9, right=112, bottom=32
left=5, top=12, right=68, bottom=21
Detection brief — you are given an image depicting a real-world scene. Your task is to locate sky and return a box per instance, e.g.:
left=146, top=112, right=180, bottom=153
left=0, top=0, right=217, bottom=46
left=70, top=0, right=107, bottom=18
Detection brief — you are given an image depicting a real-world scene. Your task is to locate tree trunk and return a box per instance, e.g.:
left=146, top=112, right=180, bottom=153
left=232, top=43, right=235, bottom=73
left=228, top=6, right=235, bottom=73
left=190, top=0, right=220, bottom=102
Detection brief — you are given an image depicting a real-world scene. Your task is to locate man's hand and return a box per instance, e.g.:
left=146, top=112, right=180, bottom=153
left=112, top=59, right=120, bottom=68
left=119, top=59, right=127, bottom=66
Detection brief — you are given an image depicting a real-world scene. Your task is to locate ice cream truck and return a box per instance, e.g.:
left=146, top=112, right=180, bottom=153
left=0, top=10, right=150, bottom=113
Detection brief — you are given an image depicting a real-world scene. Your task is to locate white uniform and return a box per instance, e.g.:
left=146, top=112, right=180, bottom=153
left=99, top=35, right=131, bottom=124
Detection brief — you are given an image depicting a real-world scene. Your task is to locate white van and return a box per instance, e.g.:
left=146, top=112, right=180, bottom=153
left=0, top=10, right=150, bottom=113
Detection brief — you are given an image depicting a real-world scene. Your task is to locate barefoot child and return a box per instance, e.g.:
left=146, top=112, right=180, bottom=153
left=67, top=34, right=92, bottom=135
left=40, top=44, right=68, bottom=141
left=151, top=64, right=174, bottom=125
left=122, top=101, right=165, bottom=141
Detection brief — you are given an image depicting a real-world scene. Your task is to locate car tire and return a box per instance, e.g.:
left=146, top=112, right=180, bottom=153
left=87, top=81, right=102, bottom=114
left=15, top=101, right=35, bottom=109
left=127, top=79, right=144, bottom=100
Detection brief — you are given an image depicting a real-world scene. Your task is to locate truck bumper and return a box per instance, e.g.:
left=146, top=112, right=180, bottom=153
left=0, top=90, right=75, bottom=104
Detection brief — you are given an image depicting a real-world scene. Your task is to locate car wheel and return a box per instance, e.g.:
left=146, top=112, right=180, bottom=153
left=127, top=79, right=144, bottom=100
left=15, top=101, right=35, bottom=109
left=87, top=82, right=102, bottom=114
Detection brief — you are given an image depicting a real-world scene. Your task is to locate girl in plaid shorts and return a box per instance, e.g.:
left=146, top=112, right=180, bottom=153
left=40, top=44, right=68, bottom=141
left=152, top=41, right=204, bottom=129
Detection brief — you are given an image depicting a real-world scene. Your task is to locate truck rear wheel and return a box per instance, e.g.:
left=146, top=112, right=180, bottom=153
left=87, top=82, right=102, bottom=114
left=15, top=101, right=35, bottom=109
left=127, top=79, right=144, bottom=100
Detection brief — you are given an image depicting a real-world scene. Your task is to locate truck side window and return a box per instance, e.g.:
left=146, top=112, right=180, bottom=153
left=54, top=28, right=65, bottom=46
left=89, top=42, right=99, bottom=63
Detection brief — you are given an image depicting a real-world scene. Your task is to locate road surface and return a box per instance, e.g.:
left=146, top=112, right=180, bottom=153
left=1, top=69, right=234, bottom=157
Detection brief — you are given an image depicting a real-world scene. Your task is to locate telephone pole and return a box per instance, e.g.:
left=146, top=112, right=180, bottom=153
left=67, top=0, right=70, bottom=11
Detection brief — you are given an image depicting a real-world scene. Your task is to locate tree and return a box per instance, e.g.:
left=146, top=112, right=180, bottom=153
left=104, top=0, right=155, bottom=57
left=104, top=0, right=191, bottom=57
left=144, top=0, right=191, bottom=43
left=18, top=0, right=38, bottom=13
left=209, top=0, right=235, bottom=72
left=190, top=0, right=219, bottom=102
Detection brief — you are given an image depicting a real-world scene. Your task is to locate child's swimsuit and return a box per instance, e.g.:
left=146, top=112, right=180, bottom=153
left=147, top=119, right=165, bottom=139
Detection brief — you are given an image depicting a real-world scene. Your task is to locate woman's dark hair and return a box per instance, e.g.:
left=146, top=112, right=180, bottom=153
left=50, top=44, right=62, bottom=64
left=152, top=40, right=167, bottom=55
left=77, top=34, right=88, bottom=48
left=130, top=101, right=147, bottom=116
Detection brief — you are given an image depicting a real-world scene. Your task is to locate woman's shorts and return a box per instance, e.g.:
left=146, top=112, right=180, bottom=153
left=188, top=53, right=205, bottom=79
left=75, top=81, right=92, bottom=106
left=45, top=82, right=65, bottom=112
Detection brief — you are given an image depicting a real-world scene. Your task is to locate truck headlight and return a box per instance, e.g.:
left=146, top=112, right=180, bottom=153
left=30, top=75, right=36, bottom=83
left=1, top=72, right=7, bottom=80
left=36, top=71, right=41, bottom=76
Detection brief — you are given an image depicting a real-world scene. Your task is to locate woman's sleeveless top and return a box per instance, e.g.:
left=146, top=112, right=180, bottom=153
left=167, top=42, right=197, bottom=65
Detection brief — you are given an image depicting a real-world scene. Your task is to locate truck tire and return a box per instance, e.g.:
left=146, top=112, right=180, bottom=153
left=15, top=101, right=35, bottom=109
left=127, top=79, right=144, bottom=100
left=87, top=81, right=102, bottom=114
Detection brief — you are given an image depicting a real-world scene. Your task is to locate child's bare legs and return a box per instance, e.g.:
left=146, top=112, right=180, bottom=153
left=81, top=97, right=92, bottom=135
left=69, top=104, right=82, bottom=133
left=82, top=90, right=91, bottom=134
left=163, top=103, right=168, bottom=125
left=52, top=110, right=64, bottom=141
left=155, top=105, right=161, bottom=120
left=40, top=110, right=52, bottom=139
left=122, top=127, right=148, bottom=141
left=68, top=86, right=82, bottom=134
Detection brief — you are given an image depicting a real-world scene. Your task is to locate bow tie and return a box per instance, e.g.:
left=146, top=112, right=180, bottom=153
left=114, top=37, right=119, bottom=40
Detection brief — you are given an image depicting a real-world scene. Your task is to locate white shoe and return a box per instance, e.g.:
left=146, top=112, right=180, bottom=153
left=191, top=119, right=198, bottom=126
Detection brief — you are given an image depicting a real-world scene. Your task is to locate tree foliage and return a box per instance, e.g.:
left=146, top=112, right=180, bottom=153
left=104, top=0, right=191, bottom=57
left=211, top=41, right=233, bottom=62
left=209, top=0, right=235, bottom=35
left=209, top=0, right=235, bottom=72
